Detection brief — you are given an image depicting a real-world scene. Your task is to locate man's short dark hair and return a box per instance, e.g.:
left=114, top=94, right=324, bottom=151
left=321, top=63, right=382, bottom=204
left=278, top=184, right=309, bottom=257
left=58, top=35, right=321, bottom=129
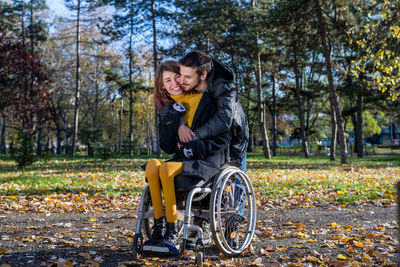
left=179, top=50, right=212, bottom=76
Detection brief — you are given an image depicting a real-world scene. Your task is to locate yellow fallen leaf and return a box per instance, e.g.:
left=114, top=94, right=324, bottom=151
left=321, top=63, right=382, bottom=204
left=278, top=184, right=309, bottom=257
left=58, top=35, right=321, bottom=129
left=89, top=217, right=96, bottom=222
left=297, top=232, right=305, bottom=238
left=284, top=221, right=293, bottom=226
left=343, top=237, right=352, bottom=243
left=0, top=248, right=8, bottom=254
left=337, top=254, right=348, bottom=260
left=308, top=239, right=318, bottom=242
left=263, top=246, right=275, bottom=252
left=203, top=260, right=212, bottom=266
left=260, top=248, right=271, bottom=255
left=276, top=247, right=287, bottom=252
left=305, top=255, right=319, bottom=263
left=248, top=257, right=263, bottom=266
left=337, top=190, right=345, bottom=195
left=354, top=241, right=363, bottom=248
left=331, top=222, right=337, bottom=228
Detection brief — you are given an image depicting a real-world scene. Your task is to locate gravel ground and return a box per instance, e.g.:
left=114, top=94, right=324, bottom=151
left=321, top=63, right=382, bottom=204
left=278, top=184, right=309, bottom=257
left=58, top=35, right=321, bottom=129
left=0, top=203, right=398, bottom=266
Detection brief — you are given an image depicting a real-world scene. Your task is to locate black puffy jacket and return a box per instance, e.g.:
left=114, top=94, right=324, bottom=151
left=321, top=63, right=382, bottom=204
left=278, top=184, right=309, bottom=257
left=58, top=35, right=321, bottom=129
left=193, top=60, right=249, bottom=163
left=159, top=92, right=231, bottom=182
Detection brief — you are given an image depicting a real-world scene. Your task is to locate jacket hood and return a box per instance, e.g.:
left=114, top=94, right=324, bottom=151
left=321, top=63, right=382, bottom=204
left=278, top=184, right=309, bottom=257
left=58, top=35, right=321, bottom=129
left=208, top=59, right=235, bottom=84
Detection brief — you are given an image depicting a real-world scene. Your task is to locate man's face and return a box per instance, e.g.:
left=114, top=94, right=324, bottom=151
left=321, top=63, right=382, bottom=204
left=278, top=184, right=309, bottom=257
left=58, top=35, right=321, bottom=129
left=180, top=65, right=202, bottom=91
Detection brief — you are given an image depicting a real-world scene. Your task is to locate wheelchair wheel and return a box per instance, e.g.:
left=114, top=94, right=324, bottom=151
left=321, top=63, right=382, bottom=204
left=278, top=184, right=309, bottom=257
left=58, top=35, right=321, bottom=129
left=209, top=166, right=256, bottom=257
left=141, top=187, right=153, bottom=239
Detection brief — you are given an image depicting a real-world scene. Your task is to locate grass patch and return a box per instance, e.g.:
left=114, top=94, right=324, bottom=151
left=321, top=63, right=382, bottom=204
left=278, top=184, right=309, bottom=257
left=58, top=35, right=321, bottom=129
left=1, top=153, right=399, bottom=205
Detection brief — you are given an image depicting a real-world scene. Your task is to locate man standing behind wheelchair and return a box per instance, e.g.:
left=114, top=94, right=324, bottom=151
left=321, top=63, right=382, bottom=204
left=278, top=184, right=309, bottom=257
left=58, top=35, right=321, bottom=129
left=142, top=51, right=248, bottom=255
left=178, top=51, right=249, bottom=248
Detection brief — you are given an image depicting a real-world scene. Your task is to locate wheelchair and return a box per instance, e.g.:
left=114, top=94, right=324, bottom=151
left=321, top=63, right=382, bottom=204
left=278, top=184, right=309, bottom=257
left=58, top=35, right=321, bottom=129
left=132, top=164, right=257, bottom=266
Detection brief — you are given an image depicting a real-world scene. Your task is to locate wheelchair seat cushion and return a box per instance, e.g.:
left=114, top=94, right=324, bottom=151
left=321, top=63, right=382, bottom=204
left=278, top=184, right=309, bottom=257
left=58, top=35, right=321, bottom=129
left=174, top=175, right=205, bottom=192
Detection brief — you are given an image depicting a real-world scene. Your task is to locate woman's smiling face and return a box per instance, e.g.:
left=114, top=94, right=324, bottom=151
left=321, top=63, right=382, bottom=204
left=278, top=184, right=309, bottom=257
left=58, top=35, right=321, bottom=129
left=163, top=71, right=183, bottom=96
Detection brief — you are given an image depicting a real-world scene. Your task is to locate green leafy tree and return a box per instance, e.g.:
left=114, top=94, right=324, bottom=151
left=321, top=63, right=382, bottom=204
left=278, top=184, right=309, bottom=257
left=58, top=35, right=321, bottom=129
left=350, top=0, right=400, bottom=100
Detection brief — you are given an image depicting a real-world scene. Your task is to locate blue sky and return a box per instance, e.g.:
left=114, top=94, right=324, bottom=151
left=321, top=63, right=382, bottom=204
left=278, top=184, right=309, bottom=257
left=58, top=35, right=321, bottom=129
left=46, top=0, right=69, bottom=16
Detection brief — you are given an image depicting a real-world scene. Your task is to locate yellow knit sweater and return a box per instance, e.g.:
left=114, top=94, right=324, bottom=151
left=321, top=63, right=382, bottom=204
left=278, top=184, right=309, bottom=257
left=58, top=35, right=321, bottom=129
left=170, top=93, right=203, bottom=127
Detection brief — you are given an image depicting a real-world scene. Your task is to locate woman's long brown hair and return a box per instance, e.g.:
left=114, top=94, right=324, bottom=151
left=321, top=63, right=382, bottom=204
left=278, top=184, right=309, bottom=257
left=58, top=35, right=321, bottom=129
left=154, top=60, right=180, bottom=110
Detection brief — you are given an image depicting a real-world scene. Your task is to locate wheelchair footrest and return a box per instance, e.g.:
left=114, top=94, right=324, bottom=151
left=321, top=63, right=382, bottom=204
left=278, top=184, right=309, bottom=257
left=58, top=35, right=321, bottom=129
left=133, top=234, right=187, bottom=258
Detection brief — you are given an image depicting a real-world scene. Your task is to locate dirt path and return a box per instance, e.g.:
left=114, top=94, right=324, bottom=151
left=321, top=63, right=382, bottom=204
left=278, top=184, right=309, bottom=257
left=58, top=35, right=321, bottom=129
left=0, top=203, right=398, bottom=266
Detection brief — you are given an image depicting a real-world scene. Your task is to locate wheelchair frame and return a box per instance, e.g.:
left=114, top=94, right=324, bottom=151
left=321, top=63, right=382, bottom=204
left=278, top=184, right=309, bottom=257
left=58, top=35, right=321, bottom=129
left=132, top=165, right=257, bottom=266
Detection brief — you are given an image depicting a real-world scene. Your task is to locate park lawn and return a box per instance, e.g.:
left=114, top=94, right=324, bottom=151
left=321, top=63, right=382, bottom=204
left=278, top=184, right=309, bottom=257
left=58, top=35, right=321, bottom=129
left=0, top=153, right=399, bottom=213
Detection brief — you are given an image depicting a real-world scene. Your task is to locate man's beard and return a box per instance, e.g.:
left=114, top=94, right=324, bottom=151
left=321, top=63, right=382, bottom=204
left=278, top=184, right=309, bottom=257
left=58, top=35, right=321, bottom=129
left=182, top=76, right=202, bottom=92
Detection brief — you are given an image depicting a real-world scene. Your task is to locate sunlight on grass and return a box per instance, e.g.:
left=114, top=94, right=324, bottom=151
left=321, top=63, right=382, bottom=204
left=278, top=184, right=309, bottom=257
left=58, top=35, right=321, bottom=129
left=1, top=153, right=399, bottom=207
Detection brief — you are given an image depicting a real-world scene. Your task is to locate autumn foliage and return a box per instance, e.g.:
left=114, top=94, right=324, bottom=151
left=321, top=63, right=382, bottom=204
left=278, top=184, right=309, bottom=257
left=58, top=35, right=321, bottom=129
left=0, top=26, right=52, bottom=130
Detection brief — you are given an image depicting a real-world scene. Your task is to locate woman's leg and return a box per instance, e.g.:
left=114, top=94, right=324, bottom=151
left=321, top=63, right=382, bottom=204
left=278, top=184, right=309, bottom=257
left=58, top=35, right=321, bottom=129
left=159, top=161, right=182, bottom=252
left=159, top=161, right=182, bottom=223
left=143, top=159, right=167, bottom=252
left=145, top=159, right=164, bottom=219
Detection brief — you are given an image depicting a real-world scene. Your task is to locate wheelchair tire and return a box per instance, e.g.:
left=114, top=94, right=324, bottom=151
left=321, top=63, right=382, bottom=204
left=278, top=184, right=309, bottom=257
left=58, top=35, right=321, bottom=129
left=209, top=166, right=257, bottom=257
left=141, top=188, right=153, bottom=240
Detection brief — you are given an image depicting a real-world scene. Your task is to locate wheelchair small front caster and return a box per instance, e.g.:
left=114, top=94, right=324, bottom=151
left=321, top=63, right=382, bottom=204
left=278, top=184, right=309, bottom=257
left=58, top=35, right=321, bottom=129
left=132, top=233, right=142, bottom=260
left=194, top=239, right=205, bottom=266
left=195, top=251, right=204, bottom=266
left=132, top=248, right=139, bottom=260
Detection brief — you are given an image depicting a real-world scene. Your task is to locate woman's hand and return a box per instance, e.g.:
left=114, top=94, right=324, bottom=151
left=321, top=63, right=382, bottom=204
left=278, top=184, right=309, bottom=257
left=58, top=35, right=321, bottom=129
left=178, top=124, right=195, bottom=142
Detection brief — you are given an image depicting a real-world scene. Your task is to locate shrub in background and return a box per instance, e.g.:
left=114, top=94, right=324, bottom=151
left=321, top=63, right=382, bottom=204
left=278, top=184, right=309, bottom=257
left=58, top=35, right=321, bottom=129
left=11, top=130, right=36, bottom=169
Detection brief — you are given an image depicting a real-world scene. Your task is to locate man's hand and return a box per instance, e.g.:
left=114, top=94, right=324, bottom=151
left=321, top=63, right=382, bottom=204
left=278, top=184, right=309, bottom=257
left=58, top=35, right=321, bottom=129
left=178, top=124, right=195, bottom=142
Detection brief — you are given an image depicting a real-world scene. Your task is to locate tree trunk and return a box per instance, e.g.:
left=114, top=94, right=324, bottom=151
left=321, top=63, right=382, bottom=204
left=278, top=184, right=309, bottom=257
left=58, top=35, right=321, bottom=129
left=54, top=98, right=62, bottom=155
left=71, top=0, right=81, bottom=156
left=315, top=0, right=347, bottom=164
left=46, top=122, right=51, bottom=153
left=21, top=1, right=30, bottom=130
left=128, top=0, right=134, bottom=156
left=351, top=113, right=357, bottom=155
left=119, top=99, right=123, bottom=154
left=36, top=124, right=43, bottom=155
left=62, top=109, right=68, bottom=154
left=272, top=73, right=277, bottom=157
left=56, top=121, right=62, bottom=154
left=0, top=111, right=6, bottom=154
left=356, top=93, right=363, bottom=157
left=255, top=51, right=271, bottom=159
left=330, top=109, right=337, bottom=161
left=293, top=44, right=309, bottom=158
left=152, top=0, right=161, bottom=157
left=93, top=59, right=99, bottom=130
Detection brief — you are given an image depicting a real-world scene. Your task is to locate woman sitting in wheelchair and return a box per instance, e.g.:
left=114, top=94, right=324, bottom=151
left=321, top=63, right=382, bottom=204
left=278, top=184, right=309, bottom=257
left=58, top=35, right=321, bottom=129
left=142, top=60, right=231, bottom=255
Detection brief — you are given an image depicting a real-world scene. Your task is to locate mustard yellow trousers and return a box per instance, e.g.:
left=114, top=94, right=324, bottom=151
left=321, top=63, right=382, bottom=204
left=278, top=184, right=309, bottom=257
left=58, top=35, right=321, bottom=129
left=145, top=159, right=182, bottom=223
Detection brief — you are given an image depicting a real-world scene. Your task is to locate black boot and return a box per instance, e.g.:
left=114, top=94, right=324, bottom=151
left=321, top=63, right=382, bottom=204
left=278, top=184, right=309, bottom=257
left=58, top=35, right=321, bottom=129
left=142, top=217, right=165, bottom=252
left=162, top=222, right=180, bottom=255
